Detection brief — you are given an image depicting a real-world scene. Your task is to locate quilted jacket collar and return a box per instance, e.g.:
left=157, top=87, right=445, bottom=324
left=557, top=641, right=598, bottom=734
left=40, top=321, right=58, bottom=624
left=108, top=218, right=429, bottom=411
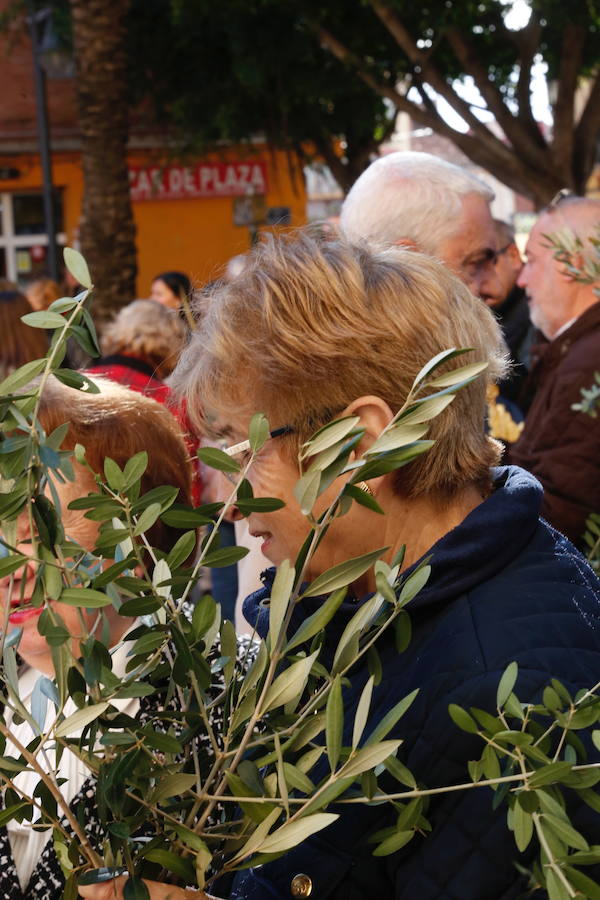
left=243, top=465, right=543, bottom=643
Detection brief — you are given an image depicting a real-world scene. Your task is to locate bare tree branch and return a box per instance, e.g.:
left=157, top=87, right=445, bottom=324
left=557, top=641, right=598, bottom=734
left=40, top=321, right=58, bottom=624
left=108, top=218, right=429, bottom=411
left=316, top=24, right=560, bottom=205
left=445, top=24, right=550, bottom=172
left=551, top=25, right=586, bottom=183
left=370, top=0, right=502, bottom=146
left=503, top=14, right=546, bottom=145
left=573, top=70, right=600, bottom=192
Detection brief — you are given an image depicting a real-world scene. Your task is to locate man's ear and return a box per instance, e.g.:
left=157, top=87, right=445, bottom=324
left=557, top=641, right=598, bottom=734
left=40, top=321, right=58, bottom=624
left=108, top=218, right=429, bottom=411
left=342, top=395, right=394, bottom=456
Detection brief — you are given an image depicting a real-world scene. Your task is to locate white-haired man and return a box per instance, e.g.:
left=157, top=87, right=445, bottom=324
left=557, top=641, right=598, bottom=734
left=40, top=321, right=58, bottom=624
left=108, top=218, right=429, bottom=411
left=507, top=196, right=600, bottom=546
left=340, top=150, right=501, bottom=299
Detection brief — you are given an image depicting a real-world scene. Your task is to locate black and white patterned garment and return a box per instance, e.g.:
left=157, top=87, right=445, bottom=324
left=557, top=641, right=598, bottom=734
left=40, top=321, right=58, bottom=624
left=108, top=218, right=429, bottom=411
left=0, top=633, right=258, bottom=900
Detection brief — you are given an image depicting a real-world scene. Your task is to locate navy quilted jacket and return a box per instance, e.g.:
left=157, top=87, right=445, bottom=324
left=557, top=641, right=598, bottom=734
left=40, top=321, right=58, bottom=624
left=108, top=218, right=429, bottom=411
left=230, top=466, right=600, bottom=900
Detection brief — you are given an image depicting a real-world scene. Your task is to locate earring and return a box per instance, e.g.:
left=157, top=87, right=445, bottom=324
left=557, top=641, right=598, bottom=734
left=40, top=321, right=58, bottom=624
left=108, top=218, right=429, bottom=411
left=357, top=481, right=373, bottom=496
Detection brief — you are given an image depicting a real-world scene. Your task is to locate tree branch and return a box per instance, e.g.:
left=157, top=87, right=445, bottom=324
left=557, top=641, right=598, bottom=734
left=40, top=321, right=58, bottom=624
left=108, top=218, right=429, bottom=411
left=573, top=69, right=600, bottom=193
left=445, top=23, right=550, bottom=172
left=551, top=24, right=586, bottom=183
left=503, top=14, right=546, bottom=145
left=370, top=0, right=501, bottom=145
left=316, top=24, right=560, bottom=206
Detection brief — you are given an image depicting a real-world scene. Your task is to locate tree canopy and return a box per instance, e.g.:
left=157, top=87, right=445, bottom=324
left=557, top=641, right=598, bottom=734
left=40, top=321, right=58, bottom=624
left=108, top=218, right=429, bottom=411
left=127, top=0, right=599, bottom=206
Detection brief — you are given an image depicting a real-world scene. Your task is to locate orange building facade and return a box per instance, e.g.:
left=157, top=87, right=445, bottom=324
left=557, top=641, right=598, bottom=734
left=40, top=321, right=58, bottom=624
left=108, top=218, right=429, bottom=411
left=0, top=3, right=307, bottom=295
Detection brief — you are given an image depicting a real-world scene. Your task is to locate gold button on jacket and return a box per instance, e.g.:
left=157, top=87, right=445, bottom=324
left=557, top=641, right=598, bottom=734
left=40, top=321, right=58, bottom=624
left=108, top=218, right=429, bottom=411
left=290, top=873, right=313, bottom=897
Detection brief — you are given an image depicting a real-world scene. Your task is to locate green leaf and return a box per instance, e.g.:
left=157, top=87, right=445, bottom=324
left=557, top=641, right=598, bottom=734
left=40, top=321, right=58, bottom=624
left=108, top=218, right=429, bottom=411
left=268, top=559, right=295, bottom=649
left=0, top=554, right=27, bottom=578
left=261, top=650, right=319, bottom=713
left=166, top=530, right=197, bottom=570
left=285, top=587, right=346, bottom=652
left=122, top=451, right=148, bottom=489
left=426, top=360, right=488, bottom=388
left=64, top=247, right=92, bottom=289
left=342, top=740, right=402, bottom=778
left=593, top=730, right=600, bottom=752
left=332, top=594, right=384, bottom=673
left=448, top=704, right=479, bottom=734
left=142, top=849, right=195, bottom=883
left=300, top=416, right=361, bottom=460
left=48, top=296, right=78, bottom=314
left=352, top=675, right=374, bottom=749
left=59, top=588, right=112, bottom=608
left=21, top=310, right=67, bottom=330
left=78, top=868, right=128, bottom=887
left=326, top=675, right=343, bottom=771
left=151, top=773, right=198, bottom=802
left=53, top=369, right=100, bottom=393
left=133, top=502, right=162, bottom=536
left=0, top=802, right=29, bottom=828
left=282, top=762, right=314, bottom=794
left=383, top=755, right=416, bottom=789
left=197, top=446, right=241, bottom=473
left=396, top=394, right=455, bottom=426
left=528, top=762, right=573, bottom=789
left=0, top=357, right=47, bottom=394
left=496, top=661, right=518, bottom=708
left=342, top=483, right=384, bottom=515
left=303, top=547, right=387, bottom=597
left=543, top=812, right=589, bottom=851
left=249, top=412, right=270, bottom=451
left=365, top=423, right=429, bottom=456
left=202, top=546, right=248, bottom=567
left=257, top=813, right=338, bottom=855
left=397, top=564, right=431, bottom=607
left=54, top=702, right=110, bottom=737
left=293, top=468, right=321, bottom=515
left=372, top=829, right=414, bottom=856
left=104, top=458, right=125, bottom=492
left=235, top=497, right=285, bottom=514
left=349, top=442, right=434, bottom=482
left=564, top=866, right=600, bottom=900
left=412, top=347, right=470, bottom=387
left=229, top=807, right=282, bottom=864
left=513, top=800, right=533, bottom=851
left=545, top=868, right=571, bottom=900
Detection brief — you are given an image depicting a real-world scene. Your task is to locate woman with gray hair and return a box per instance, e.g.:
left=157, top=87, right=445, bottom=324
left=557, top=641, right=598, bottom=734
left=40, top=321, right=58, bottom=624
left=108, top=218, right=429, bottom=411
left=87, top=299, right=188, bottom=403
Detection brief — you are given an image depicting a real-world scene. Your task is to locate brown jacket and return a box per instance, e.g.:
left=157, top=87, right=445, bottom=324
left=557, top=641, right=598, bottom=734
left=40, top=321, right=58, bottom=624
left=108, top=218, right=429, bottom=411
left=507, top=301, right=600, bottom=547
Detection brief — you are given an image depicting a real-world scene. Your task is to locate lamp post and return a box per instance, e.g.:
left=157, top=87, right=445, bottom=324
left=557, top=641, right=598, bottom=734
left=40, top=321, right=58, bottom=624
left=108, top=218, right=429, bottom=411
left=27, top=2, right=59, bottom=281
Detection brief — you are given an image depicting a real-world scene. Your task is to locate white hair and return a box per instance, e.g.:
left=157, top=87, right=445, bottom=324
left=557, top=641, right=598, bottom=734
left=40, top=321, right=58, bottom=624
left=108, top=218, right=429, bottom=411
left=340, top=151, right=494, bottom=255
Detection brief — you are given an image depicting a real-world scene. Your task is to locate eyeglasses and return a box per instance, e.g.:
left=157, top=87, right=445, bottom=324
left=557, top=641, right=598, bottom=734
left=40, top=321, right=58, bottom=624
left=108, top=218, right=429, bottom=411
left=548, top=188, right=575, bottom=210
left=220, top=425, right=293, bottom=459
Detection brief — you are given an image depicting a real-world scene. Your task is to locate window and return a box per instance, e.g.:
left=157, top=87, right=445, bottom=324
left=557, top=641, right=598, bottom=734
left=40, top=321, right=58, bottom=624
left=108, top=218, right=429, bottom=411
left=0, top=191, right=65, bottom=285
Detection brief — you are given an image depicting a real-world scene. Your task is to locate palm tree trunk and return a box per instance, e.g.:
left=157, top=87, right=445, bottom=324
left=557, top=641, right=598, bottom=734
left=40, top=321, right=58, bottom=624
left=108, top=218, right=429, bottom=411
left=70, top=0, right=136, bottom=329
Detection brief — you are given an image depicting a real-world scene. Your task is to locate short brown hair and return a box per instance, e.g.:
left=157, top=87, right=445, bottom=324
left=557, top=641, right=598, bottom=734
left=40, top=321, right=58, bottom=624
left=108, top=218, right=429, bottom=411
left=38, top=376, right=192, bottom=552
left=174, top=231, right=506, bottom=499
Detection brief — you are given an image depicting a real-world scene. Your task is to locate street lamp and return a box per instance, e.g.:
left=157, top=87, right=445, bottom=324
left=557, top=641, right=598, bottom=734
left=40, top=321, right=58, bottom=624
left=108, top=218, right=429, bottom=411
left=26, top=3, right=68, bottom=282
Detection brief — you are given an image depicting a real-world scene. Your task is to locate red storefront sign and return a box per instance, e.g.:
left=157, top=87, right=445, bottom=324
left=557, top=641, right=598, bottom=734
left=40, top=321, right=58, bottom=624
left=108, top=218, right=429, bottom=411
left=129, top=161, right=269, bottom=202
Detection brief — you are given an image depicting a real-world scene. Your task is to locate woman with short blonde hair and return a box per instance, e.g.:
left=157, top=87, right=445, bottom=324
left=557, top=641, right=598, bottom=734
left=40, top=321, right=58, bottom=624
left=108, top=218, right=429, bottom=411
left=82, top=231, right=600, bottom=900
